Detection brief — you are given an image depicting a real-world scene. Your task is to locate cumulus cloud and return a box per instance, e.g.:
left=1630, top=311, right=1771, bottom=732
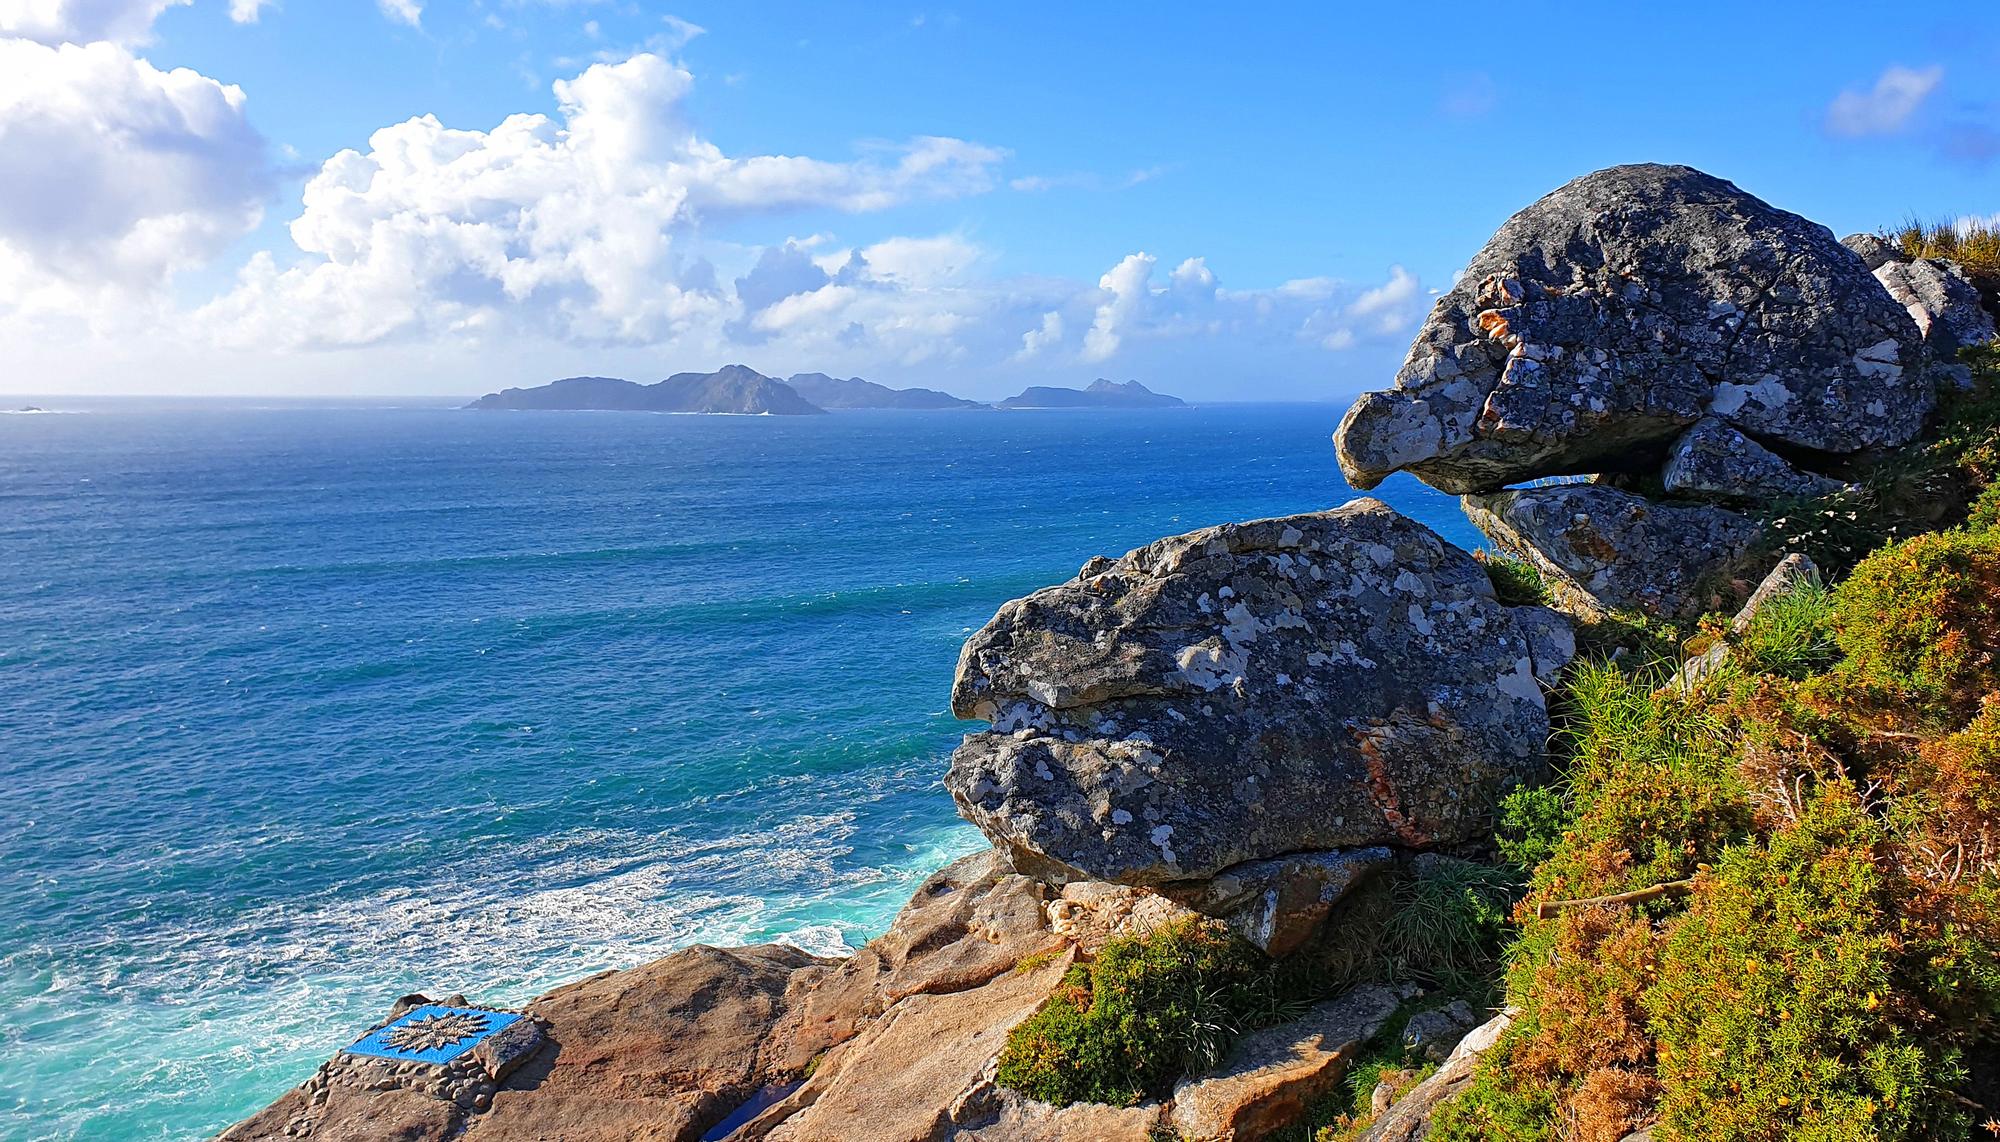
left=1015, top=310, right=1063, bottom=358
left=228, top=0, right=269, bottom=23
left=0, top=0, right=189, bottom=45
left=1826, top=64, right=1943, bottom=137
left=0, top=39, right=269, bottom=319
left=197, top=53, right=1007, bottom=349
left=376, top=0, right=419, bottom=28
left=1082, top=251, right=1156, bottom=361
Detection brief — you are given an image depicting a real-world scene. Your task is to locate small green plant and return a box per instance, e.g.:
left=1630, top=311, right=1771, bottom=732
left=1479, top=550, right=1550, bottom=607
left=1496, top=785, right=1567, bottom=875
left=995, top=918, right=1270, bottom=1106
left=1967, top=479, right=2000, bottom=533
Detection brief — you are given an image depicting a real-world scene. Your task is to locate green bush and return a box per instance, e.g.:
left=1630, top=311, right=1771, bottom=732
left=994, top=918, right=1269, bottom=1106
left=1829, top=526, right=2000, bottom=725
left=1496, top=784, right=1566, bottom=875
left=1428, top=1033, right=1558, bottom=1142
left=1967, top=479, right=2000, bottom=533
left=1644, top=791, right=1962, bottom=1142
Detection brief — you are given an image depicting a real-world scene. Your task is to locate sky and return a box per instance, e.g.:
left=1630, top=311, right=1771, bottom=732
left=1, top=1, right=1997, bottom=401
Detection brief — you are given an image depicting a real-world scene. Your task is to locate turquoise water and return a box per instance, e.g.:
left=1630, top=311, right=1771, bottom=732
left=0, top=401, right=1475, bottom=1140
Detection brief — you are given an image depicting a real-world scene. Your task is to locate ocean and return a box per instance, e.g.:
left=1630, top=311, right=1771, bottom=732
left=0, top=400, right=1477, bottom=1140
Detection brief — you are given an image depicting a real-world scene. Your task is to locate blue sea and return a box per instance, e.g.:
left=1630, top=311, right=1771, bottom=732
left=0, top=401, right=1475, bottom=1140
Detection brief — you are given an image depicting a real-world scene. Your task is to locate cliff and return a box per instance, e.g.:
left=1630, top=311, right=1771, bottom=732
left=226, top=168, right=2000, bottom=1142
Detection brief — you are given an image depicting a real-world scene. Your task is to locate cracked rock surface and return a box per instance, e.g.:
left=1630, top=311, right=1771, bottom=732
left=1334, top=163, right=1930, bottom=495
left=1463, top=483, right=1767, bottom=620
left=944, top=498, right=1570, bottom=884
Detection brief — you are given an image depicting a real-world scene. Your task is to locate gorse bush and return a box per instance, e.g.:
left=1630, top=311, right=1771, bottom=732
left=1646, top=790, right=1952, bottom=1142
left=1828, top=526, right=2000, bottom=726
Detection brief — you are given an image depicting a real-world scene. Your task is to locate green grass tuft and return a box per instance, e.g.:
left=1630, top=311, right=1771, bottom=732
left=1478, top=550, right=1550, bottom=607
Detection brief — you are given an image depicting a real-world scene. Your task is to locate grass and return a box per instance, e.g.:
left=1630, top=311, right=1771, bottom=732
left=1478, top=550, right=1550, bottom=607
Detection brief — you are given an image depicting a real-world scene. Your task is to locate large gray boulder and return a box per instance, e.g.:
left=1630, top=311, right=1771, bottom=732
left=945, top=499, right=1570, bottom=885
left=1463, top=484, right=1766, bottom=620
left=1335, top=164, right=1931, bottom=495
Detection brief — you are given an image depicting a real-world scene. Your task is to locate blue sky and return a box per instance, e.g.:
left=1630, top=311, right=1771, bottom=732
left=1, top=1, right=1996, bottom=399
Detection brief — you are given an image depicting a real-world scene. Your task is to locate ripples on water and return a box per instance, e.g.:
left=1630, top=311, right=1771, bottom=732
left=0, top=401, right=1474, bottom=1139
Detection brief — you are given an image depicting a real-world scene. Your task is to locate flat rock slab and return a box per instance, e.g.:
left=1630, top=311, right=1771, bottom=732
left=1336, top=164, right=1929, bottom=495
left=1464, top=484, right=1766, bottom=621
left=1359, top=1010, right=1513, bottom=1142
left=1171, top=986, right=1401, bottom=1141
left=947, top=499, right=1569, bottom=884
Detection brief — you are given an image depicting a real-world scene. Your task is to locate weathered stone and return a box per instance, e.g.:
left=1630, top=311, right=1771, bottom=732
left=1510, top=605, right=1576, bottom=683
left=473, top=943, right=827, bottom=1142
left=1160, top=847, right=1397, bottom=958
left=1044, top=879, right=1200, bottom=954
left=751, top=956, right=1071, bottom=1142
left=1863, top=247, right=1996, bottom=387
left=1170, top=986, right=1401, bottom=1141
left=1400, top=1000, right=1477, bottom=1063
left=946, top=499, right=1567, bottom=885
left=1335, top=164, right=1930, bottom=495
left=1358, top=1009, right=1514, bottom=1142
left=1661, top=417, right=1847, bottom=503
left=1464, top=484, right=1766, bottom=620
left=779, top=848, right=1056, bottom=1069
left=469, top=1018, right=544, bottom=1085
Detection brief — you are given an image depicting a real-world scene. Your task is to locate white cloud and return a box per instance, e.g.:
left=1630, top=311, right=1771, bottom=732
left=1825, top=64, right=1943, bottom=137
left=1082, top=251, right=1155, bottom=361
left=196, top=53, right=1006, bottom=349
left=228, top=0, right=269, bottom=23
left=0, top=39, right=268, bottom=321
left=1015, top=309, right=1063, bottom=358
left=0, top=0, right=189, bottom=45
left=377, top=0, right=420, bottom=28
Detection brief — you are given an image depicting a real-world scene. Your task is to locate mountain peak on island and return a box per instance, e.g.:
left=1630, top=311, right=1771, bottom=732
left=997, top=379, right=1187, bottom=410
left=467, top=365, right=825, bottom=415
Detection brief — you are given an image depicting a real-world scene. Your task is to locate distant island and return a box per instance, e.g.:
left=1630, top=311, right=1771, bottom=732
left=784, top=373, right=986, bottom=410
left=466, top=366, right=1187, bottom=415
left=995, top=379, right=1186, bottom=409
left=466, top=365, right=823, bottom=415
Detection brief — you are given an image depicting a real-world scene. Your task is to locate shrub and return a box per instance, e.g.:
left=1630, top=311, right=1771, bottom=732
left=1645, top=790, right=1963, bottom=1142
left=994, top=918, right=1268, bottom=1106
left=1497, top=784, right=1566, bottom=874
left=1968, top=479, right=2000, bottom=534
left=1478, top=550, right=1549, bottom=607
left=1829, top=526, right=2000, bottom=725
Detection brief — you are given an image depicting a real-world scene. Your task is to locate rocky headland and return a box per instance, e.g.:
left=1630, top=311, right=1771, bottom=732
left=228, top=165, right=2000, bottom=1142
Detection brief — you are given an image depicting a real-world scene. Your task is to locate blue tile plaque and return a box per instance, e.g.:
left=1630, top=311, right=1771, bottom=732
left=341, top=1004, right=522, bottom=1065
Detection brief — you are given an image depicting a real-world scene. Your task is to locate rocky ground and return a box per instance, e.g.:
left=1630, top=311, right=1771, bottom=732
left=224, top=164, right=2000, bottom=1142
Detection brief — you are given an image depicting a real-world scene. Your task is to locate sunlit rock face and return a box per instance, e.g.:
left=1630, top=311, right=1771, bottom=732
left=945, top=499, right=1571, bottom=885
left=1334, top=163, right=1930, bottom=496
